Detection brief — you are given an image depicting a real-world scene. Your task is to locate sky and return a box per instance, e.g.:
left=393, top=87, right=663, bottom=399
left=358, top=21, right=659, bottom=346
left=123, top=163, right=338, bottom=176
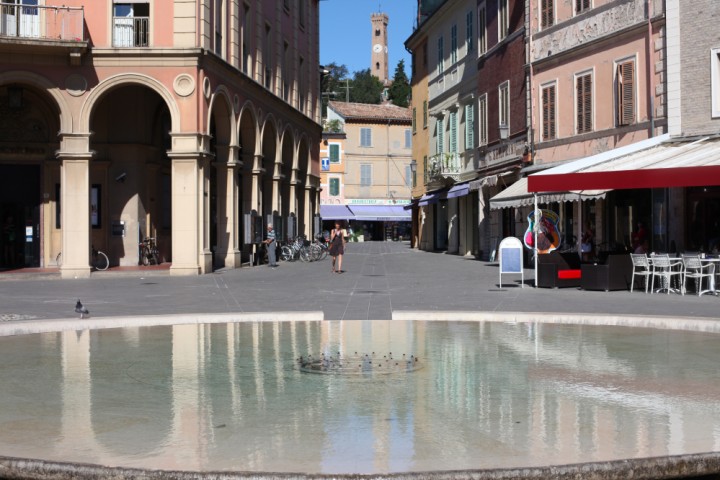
left=320, top=0, right=416, bottom=78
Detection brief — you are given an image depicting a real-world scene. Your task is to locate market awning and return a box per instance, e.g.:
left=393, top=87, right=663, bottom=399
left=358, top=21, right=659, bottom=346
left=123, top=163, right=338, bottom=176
left=418, top=191, right=443, bottom=206
left=351, top=205, right=411, bottom=222
left=489, top=177, right=608, bottom=210
left=528, top=134, right=720, bottom=192
left=320, top=204, right=355, bottom=220
left=446, top=183, right=470, bottom=199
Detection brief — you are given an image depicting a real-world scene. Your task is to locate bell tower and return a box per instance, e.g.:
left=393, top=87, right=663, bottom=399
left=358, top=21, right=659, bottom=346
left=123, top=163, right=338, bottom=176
left=370, top=13, right=389, bottom=85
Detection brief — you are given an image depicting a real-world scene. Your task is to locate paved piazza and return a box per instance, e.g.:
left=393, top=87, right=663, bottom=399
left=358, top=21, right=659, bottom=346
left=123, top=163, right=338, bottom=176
left=1, top=242, right=720, bottom=322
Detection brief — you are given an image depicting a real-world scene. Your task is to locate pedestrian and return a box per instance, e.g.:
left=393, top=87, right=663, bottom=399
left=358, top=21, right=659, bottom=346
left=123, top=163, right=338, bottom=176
left=264, top=224, right=278, bottom=268
left=329, top=221, right=347, bottom=273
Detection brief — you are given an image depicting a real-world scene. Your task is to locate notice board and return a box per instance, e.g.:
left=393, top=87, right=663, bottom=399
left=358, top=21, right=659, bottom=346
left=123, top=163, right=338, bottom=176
left=498, top=236, right=524, bottom=288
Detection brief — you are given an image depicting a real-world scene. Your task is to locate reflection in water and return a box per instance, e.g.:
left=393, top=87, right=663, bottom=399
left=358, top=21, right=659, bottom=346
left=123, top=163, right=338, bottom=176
left=0, top=321, right=718, bottom=474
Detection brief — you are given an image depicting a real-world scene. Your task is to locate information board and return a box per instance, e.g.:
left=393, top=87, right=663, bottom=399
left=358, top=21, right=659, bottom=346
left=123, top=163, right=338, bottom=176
left=498, top=236, right=524, bottom=288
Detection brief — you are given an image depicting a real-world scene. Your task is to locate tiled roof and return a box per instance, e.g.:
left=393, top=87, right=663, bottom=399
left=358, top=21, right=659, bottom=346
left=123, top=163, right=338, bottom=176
left=329, top=101, right=412, bottom=122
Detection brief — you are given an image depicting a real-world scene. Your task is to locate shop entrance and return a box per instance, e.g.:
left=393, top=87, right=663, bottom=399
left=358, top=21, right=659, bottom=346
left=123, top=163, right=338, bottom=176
left=0, top=164, right=40, bottom=269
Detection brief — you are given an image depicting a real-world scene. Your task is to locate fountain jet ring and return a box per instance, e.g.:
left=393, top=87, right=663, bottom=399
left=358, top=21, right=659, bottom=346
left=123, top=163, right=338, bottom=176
left=297, top=351, right=422, bottom=375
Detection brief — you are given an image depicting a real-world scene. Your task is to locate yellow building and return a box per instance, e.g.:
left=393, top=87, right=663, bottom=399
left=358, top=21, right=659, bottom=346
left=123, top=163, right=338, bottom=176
left=320, top=102, right=412, bottom=241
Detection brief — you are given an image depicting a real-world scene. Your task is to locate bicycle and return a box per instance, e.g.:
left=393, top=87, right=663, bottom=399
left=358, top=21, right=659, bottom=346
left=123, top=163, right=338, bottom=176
left=139, top=237, right=160, bottom=266
left=55, top=245, right=109, bottom=271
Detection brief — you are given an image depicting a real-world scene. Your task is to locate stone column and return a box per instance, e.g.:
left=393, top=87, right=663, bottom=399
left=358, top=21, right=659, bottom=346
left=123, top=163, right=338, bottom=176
left=58, top=151, right=92, bottom=279
left=199, top=155, right=212, bottom=273
left=215, top=145, right=242, bottom=269
left=304, top=185, right=312, bottom=237
left=272, top=152, right=283, bottom=214
left=251, top=154, right=263, bottom=214
left=169, top=154, right=202, bottom=275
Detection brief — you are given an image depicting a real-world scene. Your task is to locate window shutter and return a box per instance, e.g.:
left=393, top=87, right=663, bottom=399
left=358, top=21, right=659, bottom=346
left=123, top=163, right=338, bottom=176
left=465, top=104, right=475, bottom=150
left=437, top=118, right=444, bottom=153
left=617, top=62, right=635, bottom=126
left=449, top=111, right=457, bottom=152
left=329, top=144, right=339, bottom=162
left=329, top=178, right=339, bottom=196
left=412, top=107, right=417, bottom=133
left=423, top=155, right=428, bottom=184
left=577, top=74, right=592, bottom=133
left=541, top=0, right=553, bottom=28
left=542, top=85, right=556, bottom=140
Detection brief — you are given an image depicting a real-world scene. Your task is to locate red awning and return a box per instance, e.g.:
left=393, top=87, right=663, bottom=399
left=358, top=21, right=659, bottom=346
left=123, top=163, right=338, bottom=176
left=528, top=134, right=720, bottom=193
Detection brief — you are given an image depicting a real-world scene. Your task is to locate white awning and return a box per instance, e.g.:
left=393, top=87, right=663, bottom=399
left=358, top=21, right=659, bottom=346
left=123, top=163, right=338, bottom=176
left=489, top=177, right=608, bottom=210
left=528, top=133, right=720, bottom=192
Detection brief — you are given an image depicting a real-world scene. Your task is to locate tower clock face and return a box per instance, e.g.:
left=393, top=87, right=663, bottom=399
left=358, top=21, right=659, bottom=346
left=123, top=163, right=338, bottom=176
left=373, top=43, right=383, bottom=53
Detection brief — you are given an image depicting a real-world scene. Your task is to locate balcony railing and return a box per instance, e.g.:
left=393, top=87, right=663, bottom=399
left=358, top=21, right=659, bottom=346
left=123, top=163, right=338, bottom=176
left=428, top=152, right=461, bottom=181
left=0, top=2, right=84, bottom=42
left=112, top=16, right=148, bottom=47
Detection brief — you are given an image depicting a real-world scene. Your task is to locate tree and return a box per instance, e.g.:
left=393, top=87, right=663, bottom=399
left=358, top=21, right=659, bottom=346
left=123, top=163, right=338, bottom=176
left=388, top=59, right=411, bottom=108
left=321, top=62, right=349, bottom=117
left=349, top=69, right=384, bottom=104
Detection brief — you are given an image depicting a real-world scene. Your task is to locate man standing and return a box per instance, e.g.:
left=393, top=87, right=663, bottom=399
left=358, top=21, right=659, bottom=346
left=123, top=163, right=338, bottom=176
left=265, top=224, right=278, bottom=267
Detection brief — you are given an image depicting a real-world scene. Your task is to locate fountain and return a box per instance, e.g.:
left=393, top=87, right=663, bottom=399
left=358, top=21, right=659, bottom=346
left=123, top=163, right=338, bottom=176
left=0, top=318, right=719, bottom=479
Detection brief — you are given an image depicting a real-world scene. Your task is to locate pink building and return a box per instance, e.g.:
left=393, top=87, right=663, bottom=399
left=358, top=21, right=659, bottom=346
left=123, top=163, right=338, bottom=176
left=0, top=0, right=321, bottom=276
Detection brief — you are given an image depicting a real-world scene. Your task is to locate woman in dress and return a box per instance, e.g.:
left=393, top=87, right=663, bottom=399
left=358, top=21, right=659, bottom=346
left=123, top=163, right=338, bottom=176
left=329, top=221, right=347, bottom=273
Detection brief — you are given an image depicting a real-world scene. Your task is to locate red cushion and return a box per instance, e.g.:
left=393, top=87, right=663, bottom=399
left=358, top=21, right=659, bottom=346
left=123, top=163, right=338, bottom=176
left=557, top=269, right=582, bottom=280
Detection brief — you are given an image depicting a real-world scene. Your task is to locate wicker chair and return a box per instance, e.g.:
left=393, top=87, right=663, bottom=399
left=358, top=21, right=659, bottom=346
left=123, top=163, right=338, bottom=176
left=649, top=254, right=683, bottom=294
left=681, top=255, right=715, bottom=296
left=629, top=253, right=652, bottom=293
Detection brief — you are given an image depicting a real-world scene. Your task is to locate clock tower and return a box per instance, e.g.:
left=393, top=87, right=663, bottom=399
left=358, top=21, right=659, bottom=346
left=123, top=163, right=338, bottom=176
left=370, top=13, right=389, bottom=85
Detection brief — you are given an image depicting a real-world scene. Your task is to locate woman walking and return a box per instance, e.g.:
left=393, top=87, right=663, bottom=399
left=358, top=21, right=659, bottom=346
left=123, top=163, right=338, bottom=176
left=329, top=221, right=347, bottom=273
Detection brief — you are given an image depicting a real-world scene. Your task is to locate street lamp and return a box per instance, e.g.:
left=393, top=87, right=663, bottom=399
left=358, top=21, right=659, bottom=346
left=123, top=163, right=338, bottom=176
left=410, top=159, right=417, bottom=188
left=498, top=124, right=509, bottom=141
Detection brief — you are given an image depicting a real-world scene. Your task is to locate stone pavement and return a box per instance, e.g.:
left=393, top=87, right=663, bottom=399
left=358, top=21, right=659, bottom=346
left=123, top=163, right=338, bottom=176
left=1, top=241, right=720, bottom=321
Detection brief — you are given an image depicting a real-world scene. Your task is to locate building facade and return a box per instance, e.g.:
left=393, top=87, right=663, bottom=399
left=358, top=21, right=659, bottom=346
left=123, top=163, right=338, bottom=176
left=407, top=0, right=480, bottom=255
left=520, top=0, right=667, bottom=251
left=0, top=0, right=321, bottom=276
left=320, top=101, right=412, bottom=241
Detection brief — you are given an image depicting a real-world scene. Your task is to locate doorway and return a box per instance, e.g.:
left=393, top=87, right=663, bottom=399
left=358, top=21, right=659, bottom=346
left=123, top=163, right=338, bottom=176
left=0, top=164, right=40, bottom=269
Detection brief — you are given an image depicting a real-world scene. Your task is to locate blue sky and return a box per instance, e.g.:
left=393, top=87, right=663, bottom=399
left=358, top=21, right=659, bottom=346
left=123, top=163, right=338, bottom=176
left=320, top=0, right=415, bottom=78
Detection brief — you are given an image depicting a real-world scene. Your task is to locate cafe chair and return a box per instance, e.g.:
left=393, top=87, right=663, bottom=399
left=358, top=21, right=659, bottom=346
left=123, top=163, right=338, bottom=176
left=650, top=254, right=683, bottom=294
left=681, top=255, right=715, bottom=296
left=629, top=253, right=652, bottom=293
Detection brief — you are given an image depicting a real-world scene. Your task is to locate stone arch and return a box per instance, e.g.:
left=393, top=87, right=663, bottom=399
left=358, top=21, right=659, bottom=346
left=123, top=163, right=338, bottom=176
left=79, top=73, right=181, bottom=133
left=260, top=115, right=279, bottom=216
left=237, top=100, right=259, bottom=155
left=207, top=85, right=237, bottom=147
left=0, top=70, right=72, bottom=133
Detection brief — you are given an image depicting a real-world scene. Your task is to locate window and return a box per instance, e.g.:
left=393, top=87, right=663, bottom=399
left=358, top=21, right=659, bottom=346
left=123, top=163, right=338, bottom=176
left=576, top=72, right=593, bottom=134
left=449, top=111, right=458, bottom=153
left=423, top=100, right=428, bottom=128
left=412, top=107, right=417, bottom=133
left=451, top=24, right=458, bottom=64
left=465, top=103, right=475, bottom=150
left=616, top=60, right=635, bottom=126
left=541, top=83, right=557, bottom=140
left=437, top=36, right=444, bottom=74
left=575, top=0, right=591, bottom=14
left=264, top=23, right=273, bottom=90
left=498, top=0, right=509, bottom=40
left=298, top=56, right=305, bottom=112
left=499, top=81, right=510, bottom=130
left=478, top=94, right=488, bottom=145
left=466, top=10, right=474, bottom=53
left=360, top=164, right=372, bottom=186
left=436, top=117, right=444, bottom=153
left=405, top=128, right=412, bottom=148
left=360, top=128, right=372, bottom=147
left=214, top=0, right=224, bottom=56
left=541, top=0, right=554, bottom=29
left=375, top=29, right=381, bottom=36
left=423, top=42, right=427, bottom=66
left=283, top=41, right=290, bottom=101
left=112, top=2, right=149, bottom=47
left=478, top=4, right=486, bottom=55
left=241, top=3, right=252, bottom=75
left=405, top=165, right=412, bottom=187
left=329, top=143, right=340, bottom=163
left=329, top=178, right=340, bottom=196
left=711, top=49, right=720, bottom=118
left=299, top=0, right=305, bottom=29
left=423, top=155, right=428, bottom=184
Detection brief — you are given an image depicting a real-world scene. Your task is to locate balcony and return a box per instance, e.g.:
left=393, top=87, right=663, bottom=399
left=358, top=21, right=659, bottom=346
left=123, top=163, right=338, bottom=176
left=428, top=152, right=461, bottom=182
left=113, top=16, right=148, bottom=47
left=0, top=2, right=84, bottom=42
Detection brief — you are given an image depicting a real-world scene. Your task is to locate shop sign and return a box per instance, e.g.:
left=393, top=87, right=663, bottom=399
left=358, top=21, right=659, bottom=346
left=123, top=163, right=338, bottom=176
left=346, top=198, right=411, bottom=206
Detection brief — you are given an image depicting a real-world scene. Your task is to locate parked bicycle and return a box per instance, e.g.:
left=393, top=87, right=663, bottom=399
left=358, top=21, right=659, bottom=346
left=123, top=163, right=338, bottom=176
left=139, top=237, right=160, bottom=266
left=55, top=245, right=109, bottom=271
